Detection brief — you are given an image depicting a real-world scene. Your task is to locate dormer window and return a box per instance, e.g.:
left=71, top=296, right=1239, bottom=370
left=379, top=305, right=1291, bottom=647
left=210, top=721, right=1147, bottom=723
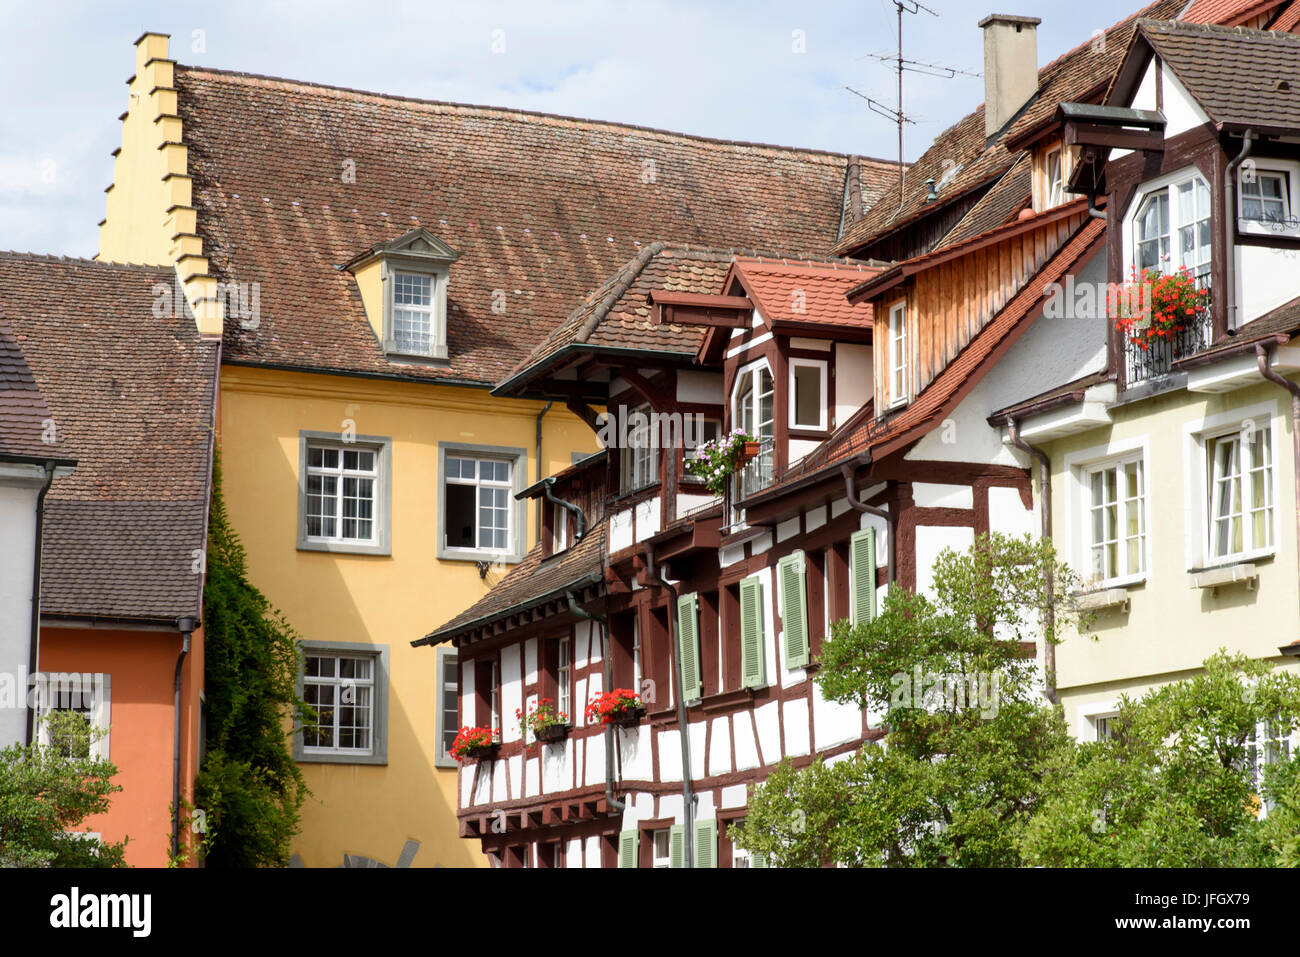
left=1045, top=146, right=1064, bottom=208
left=1034, top=141, right=1072, bottom=212
left=343, top=227, right=460, bottom=362
left=1129, top=170, right=1210, bottom=281
left=888, top=301, right=909, bottom=407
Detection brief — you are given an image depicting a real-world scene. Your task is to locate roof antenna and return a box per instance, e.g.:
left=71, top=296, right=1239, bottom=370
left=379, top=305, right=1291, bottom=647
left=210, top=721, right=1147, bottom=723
left=847, top=1, right=979, bottom=214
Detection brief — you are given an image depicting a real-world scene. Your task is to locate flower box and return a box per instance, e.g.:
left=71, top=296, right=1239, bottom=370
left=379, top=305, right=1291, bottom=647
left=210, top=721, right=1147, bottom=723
left=459, top=742, right=500, bottom=762
left=684, top=430, right=759, bottom=496
left=534, top=723, right=572, bottom=743
left=738, top=441, right=761, bottom=463
left=610, top=706, right=646, bottom=728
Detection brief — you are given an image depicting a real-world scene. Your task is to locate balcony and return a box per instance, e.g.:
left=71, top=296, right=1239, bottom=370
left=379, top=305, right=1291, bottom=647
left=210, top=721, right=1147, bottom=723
left=1122, top=278, right=1213, bottom=388
left=725, top=437, right=775, bottom=532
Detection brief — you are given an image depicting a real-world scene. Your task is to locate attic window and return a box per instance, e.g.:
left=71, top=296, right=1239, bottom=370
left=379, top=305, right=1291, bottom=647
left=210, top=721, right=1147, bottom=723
left=344, top=228, right=460, bottom=362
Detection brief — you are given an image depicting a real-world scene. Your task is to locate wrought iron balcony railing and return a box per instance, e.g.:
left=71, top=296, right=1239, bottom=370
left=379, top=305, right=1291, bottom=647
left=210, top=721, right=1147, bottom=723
left=1123, top=277, right=1213, bottom=388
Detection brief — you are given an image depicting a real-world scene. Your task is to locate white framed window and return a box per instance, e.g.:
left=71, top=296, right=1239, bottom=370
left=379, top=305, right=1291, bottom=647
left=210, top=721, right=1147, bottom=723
left=620, top=404, right=657, bottom=493
left=888, top=301, right=909, bottom=407
left=551, top=501, right=569, bottom=554
left=434, top=647, right=459, bottom=769
left=35, top=672, right=110, bottom=761
left=1245, top=715, right=1294, bottom=814
left=1238, top=161, right=1299, bottom=236
left=1083, top=455, right=1146, bottom=586
left=298, top=432, right=392, bottom=555
left=1092, top=713, right=1118, bottom=742
left=1075, top=698, right=1120, bottom=744
left=789, top=358, right=828, bottom=431
left=295, top=642, right=388, bottom=765
left=1206, top=426, right=1274, bottom=562
left=556, top=636, right=571, bottom=721
left=733, top=361, right=775, bottom=497
left=1045, top=146, right=1064, bottom=209
left=438, top=442, right=525, bottom=562
left=392, top=271, right=435, bottom=355
left=652, top=829, right=671, bottom=869
left=1129, top=169, right=1211, bottom=281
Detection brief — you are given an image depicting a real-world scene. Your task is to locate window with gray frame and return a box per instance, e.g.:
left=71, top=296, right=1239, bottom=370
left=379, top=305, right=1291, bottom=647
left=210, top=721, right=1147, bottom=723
left=297, top=431, right=392, bottom=555
left=295, top=642, right=389, bottom=765
left=438, top=442, right=526, bottom=562
left=435, top=646, right=460, bottom=768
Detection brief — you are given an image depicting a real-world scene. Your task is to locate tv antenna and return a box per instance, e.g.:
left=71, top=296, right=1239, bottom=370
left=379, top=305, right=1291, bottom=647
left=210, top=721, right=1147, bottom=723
left=846, top=0, right=979, bottom=212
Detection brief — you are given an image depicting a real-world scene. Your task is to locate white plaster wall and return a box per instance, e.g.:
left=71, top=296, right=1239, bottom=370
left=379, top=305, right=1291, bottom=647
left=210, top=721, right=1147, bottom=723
left=634, top=496, right=661, bottom=543
left=676, top=369, right=723, bottom=404
left=805, top=504, right=827, bottom=532
left=1162, top=64, right=1210, bottom=138
left=584, top=836, right=601, bottom=868
left=733, top=712, right=760, bottom=770
left=788, top=438, right=820, bottom=463
left=782, top=697, right=811, bottom=756
left=906, top=250, right=1108, bottom=465
left=659, top=793, right=684, bottom=824
left=688, top=720, right=707, bottom=780
left=460, top=766, right=473, bottom=807
left=585, top=730, right=606, bottom=786
left=721, top=784, right=748, bottom=808
left=776, top=516, right=801, bottom=543
left=708, top=715, right=732, bottom=775
left=813, top=686, right=863, bottom=751
left=541, top=737, right=571, bottom=792
left=988, top=485, right=1037, bottom=539
left=610, top=507, right=634, bottom=552
left=574, top=677, right=587, bottom=727
left=753, top=700, right=782, bottom=765
left=912, top=482, right=974, bottom=509
left=524, top=638, right=537, bottom=685
left=525, top=756, right=540, bottom=798
left=461, top=659, right=476, bottom=727
left=915, top=525, right=976, bottom=601
left=658, top=728, right=682, bottom=781
left=1237, top=245, right=1300, bottom=325
left=620, top=725, right=652, bottom=779
left=677, top=492, right=716, bottom=518
left=0, top=484, right=37, bottom=748
left=566, top=838, right=583, bottom=868
left=834, top=342, right=874, bottom=426
left=501, top=645, right=522, bottom=743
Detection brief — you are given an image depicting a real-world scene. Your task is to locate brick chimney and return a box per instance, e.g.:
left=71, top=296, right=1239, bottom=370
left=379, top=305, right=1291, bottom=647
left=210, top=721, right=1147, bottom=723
left=980, top=14, right=1041, bottom=139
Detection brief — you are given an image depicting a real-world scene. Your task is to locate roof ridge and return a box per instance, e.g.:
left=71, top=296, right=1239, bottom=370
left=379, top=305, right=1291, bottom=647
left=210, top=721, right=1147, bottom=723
left=175, top=64, right=904, bottom=167
left=1139, top=13, right=1300, bottom=38
left=0, top=251, right=172, bottom=272
left=575, top=241, right=666, bottom=343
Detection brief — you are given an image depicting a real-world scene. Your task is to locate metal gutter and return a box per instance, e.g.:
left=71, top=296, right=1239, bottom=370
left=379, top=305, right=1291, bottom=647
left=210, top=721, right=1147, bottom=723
left=840, top=462, right=895, bottom=585
left=566, top=594, right=625, bottom=815
left=26, top=461, right=56, bottom=746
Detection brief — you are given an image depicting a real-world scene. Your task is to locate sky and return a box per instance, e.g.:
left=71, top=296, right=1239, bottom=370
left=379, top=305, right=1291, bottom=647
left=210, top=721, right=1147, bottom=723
left=0, top=0, right=1160, bottom=258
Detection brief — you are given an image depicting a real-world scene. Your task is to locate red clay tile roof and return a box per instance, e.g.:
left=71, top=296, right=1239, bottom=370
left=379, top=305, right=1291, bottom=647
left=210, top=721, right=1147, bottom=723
left=499, top=243, right=753, bottom=395
left=1270, top=0, right=1300, bottom=30
left=174, top=66, right=898, bottom=387
left=752, top=218, right=1107, bottom=499
left=729, top=257, right=877, bottom=331
left=1131, top=19, right=1300, bottom=131
left=0, top=320, right=62, bottom=461
left=417, top=524, right=607, bottom=646
left=0, top=253, right=217, bottom=623
left=1184, top=0, right=1288, bottom=24
left=834, top=0, right=1189, bottom=259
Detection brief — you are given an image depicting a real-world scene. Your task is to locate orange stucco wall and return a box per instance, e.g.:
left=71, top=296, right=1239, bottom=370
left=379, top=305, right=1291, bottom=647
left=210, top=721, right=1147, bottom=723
left=37, top=624, right=203, bottom=867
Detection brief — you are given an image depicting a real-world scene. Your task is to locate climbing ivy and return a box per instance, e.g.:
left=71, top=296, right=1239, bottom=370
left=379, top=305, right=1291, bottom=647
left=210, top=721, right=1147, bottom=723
left=194, top=457, right=312, bottom=867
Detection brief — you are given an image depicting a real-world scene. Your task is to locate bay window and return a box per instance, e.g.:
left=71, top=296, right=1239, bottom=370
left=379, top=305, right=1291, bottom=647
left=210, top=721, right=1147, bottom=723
left=1132, top=171, right=1211, bottom=281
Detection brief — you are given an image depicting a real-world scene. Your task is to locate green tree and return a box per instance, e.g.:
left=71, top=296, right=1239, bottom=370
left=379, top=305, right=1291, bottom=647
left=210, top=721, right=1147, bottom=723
left=0, top=711, right=128, bottom=867
left=194, top=458, right=312, bottom=867
left=734, top=533, right=1087, bottom=867
left=1024, top=651, right=1300, bottom=867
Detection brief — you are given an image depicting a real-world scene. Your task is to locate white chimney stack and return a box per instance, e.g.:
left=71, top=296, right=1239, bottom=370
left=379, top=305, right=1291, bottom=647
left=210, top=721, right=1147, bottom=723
left=980, top=14, right=1041, bottom=139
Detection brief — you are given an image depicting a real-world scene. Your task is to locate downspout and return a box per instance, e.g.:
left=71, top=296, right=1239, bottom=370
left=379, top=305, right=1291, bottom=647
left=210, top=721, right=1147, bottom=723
left=1006, top=417, right=1057, bottom=705
left=840, top=460, right=894, bottom=585
left=643, top=543, right=695, bottom=868
left=1256, top=344, right=1300, bottom=609
left=543, top=478, right=586, bottom=542
left=535, top=401, right=553, bottom=543
left=26, top=461, right=56, bottom=745
left=566, top=594, right=624, bottom=814
left=1225, top=131, right=1255, bottom=332
left=172, top=615, right=197, bottom=860
left=1087, top=190, right=1106, bottom=220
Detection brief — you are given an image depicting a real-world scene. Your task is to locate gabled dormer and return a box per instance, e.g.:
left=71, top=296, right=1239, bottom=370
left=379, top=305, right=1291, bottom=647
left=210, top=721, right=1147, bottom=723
left=344, top=227, right=460, bottom=362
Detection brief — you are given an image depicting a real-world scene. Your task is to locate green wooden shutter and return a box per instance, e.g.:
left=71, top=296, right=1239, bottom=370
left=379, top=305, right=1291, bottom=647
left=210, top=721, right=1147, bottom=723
left=668, top=824, right=686, bottom=868
left=850, top=528, right=877, bottom=626
left=749, top=851, right=769, bottom=868
left=740, top=577, right=765, bottom=689
left=694, top=818, right=717, bottom=868
left=778, top=552, right=809, bottom=668
left=618, top=829, right=638, bottom=868
left=677, top=593, right=701, bottom=704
